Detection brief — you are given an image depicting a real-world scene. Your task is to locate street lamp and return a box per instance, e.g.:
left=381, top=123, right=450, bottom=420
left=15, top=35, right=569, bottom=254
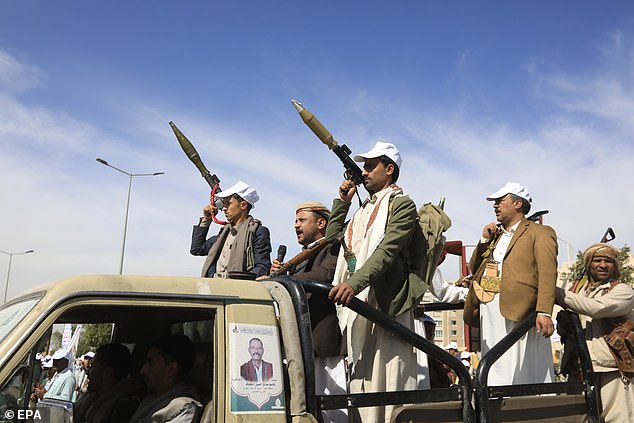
left=96, top=158, right=164, bottom=274
left=0, top=249, right=35, bottom=303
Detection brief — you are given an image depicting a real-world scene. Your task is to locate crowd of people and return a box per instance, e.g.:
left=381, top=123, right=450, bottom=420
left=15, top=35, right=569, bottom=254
left=190, top=140, right=632, bottom=423
left=25, top=140, right=633, bottom=423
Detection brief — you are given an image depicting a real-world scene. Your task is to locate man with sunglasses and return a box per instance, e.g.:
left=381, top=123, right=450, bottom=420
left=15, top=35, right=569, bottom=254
left=326, top=141, right=426, bottom=423
left=190, top=181, right=271, bottom=279
left=463, top=182, right=556, bottom=387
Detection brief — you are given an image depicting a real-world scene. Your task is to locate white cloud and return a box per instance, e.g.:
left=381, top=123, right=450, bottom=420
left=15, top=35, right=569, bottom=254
left=0, top=49, right=42, bottom=93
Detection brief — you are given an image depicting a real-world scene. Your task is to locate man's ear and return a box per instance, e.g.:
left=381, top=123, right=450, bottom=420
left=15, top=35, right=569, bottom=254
left=385, top=163, right=394, bottom=177
left=316, top=217, right=327, bottom=231
left=240, top=200, right=249, bottom=212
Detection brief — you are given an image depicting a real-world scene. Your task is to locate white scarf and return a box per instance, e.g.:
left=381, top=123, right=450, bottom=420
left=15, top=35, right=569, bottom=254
left=333, top=185, right=403, bottom=365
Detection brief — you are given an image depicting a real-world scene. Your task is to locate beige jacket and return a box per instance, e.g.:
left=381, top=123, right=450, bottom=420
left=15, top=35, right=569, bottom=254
left=556, top=282, right=634, bottom=372
left=464, top=219, right=558, bottom=326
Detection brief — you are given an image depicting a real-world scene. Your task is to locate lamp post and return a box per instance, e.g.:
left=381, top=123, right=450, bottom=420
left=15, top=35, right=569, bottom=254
left=1, top=249, right=35, bottom=303
left=96, top=158, right=164, bottom=274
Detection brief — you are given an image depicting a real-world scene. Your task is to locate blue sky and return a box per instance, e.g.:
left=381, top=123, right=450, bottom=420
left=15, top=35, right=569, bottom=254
left=1, top=1, right=633, bottom=299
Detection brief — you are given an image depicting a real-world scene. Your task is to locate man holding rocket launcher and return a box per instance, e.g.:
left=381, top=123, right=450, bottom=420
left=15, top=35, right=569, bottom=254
left=291, top=100, right=429, bottom=423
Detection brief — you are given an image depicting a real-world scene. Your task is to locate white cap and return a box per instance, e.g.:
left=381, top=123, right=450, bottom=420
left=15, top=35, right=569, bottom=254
left=83, top=351, right=95, bottom=359
left=486, top=182, right=531, bottom=203
left=51, top=348, right=73, bottom=361
left=461, top=359, right=471, bottom=368
left=42, top=358, right=53, bottom=369
left=444, top=341, right=458, bottom=351
left=460, top=351, right=471, bottom=359
left=215, top=181, right=259, bottom=208
left=35, top=353, right=43, bottom=360
left=353, top=141, right=402, bottom=168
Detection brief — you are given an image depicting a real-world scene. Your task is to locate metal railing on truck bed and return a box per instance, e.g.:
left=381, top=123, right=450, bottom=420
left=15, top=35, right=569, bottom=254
left=272, top=276, right=475, bottom=423
left=476, top=312, right=600, bottom=423
left=272, top=276, right=600, bottom=423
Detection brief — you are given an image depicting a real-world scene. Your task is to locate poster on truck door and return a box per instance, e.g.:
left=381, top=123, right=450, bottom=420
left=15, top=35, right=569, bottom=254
left=229, top=323, right=285, bottom=413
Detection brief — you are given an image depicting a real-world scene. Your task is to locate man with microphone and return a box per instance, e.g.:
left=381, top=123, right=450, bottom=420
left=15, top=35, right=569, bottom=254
left=268, top=202, right=345, bottom=423
left=270, top=201, right=341, bottom=357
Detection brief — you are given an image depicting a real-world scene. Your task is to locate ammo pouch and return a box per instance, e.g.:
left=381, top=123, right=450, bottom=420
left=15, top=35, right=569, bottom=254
left=604, top=318, right=634, bottom=380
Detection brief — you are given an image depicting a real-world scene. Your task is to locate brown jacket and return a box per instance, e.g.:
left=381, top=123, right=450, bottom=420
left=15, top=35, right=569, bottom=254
left=464, top=219, right=558, bottom=326
left=291, top=242, right=342, bottom=357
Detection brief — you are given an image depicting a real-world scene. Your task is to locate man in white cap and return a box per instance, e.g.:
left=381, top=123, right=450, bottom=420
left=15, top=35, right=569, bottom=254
left=190, top=180, right=272, bottom=279
left=31, top=356, right=56, bottom=402
left=326, top=141, right=426, bottom=423
left=74, top=351, right=95, bottom=401
left=42, top=349, right=76, bottom=401
left=463, top=182, right=556, bottom=386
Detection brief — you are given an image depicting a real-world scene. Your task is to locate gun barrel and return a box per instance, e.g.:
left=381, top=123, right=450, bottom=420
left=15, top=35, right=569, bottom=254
left=291, top=100, right=337, bottom=150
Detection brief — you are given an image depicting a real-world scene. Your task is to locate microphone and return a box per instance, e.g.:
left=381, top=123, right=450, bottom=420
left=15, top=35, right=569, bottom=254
left=276, top=245, right=287, bottom=263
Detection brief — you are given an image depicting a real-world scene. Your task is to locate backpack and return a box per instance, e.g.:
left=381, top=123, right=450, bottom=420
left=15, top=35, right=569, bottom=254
left=415, top=198, right=452, bottom=286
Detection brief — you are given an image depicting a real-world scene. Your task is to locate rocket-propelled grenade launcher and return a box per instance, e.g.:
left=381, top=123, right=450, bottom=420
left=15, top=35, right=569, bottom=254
left=170, top=121, right=225, bottom=222
left=291, top=100, right=365, bottom=188
left=170, top=121, right=221, bottom=190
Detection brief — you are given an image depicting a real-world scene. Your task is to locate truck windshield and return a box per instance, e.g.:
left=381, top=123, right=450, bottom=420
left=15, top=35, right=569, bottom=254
left=0, top=295, right=42, bottom=343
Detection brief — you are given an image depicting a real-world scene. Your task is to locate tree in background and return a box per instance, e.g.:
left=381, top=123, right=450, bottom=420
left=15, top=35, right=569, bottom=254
left=561, top=244, right=633, bottom=287
left=77, top=323, right=113, bottom=355
left=49, top=331, right=62, bottom=352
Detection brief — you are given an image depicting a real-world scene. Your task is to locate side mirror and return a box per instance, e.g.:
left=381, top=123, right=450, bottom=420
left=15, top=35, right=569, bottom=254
left=36, top=398, right=73, bottom=423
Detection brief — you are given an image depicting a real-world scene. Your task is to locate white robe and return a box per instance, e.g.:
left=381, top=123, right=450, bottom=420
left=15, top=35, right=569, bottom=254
left=480, top=222, right=554, bottom=386
left=333, top=187, right=418, bottom=423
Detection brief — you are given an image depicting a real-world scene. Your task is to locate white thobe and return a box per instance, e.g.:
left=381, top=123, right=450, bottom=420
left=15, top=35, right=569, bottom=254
left=480, top=222, right=554, bottom=386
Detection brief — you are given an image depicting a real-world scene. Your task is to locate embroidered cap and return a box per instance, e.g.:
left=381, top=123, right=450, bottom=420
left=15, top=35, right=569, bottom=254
left=353, top=141, right=402, bottom=168
left=296, top=201, right=330, bottom=220
left=460, top=351, right=471, bottom=359
left=216, top=181, right=259, bottom=208
left=486, top=182, right=532, bottom=203
left=83, top=351, right=95, bottom=359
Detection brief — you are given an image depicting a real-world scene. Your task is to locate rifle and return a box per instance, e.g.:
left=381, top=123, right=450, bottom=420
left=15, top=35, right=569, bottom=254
left=291, top=100, right=364, bottom=204
left=270, top=237, right=333, bottom=277
left=527, top=209, right=549, bottom=223
left=569, top=227, right=616, bottom=293
left=169, top=121, right=226, bottom=225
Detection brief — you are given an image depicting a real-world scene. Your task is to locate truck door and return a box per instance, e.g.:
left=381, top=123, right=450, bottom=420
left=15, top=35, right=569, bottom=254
left=0, top=297, right=221, bottom=422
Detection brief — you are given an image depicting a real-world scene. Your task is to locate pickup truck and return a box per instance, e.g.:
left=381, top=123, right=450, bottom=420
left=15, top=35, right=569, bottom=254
left=0, top=274, right=599, bottom=422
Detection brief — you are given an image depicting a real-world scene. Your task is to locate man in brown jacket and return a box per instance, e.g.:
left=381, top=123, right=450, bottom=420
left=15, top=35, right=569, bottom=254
left=464, top=182, right=557, bottom=386
left=269, top=201, right=346, bottom=423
